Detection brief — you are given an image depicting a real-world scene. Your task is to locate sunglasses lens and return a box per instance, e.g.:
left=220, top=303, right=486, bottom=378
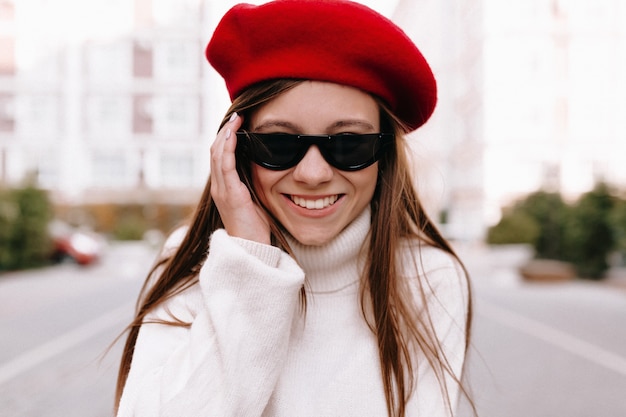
left=323, top=135, right=379, bottom=170
left=246, top=134, right=304, bottom=169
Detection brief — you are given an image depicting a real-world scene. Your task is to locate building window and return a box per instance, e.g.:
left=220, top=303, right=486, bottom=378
left=133, top=94, right=153, bottom=134
left=153, top=40, right=199, bottom=81
left=85, top=42, right=130, bottom=83
left=153, top=95, right=198, bottom=136
left=133, top=40, right=153, bottom=78
left=159, top=151, right=194, bottom=187
left=35, top=150, right=59, bottom=189
left=87, top=95, right=131, bottom=137
left=91, top=150, right=131, bottom=187
left=15, top=94, right=59, bottom=136
left=0, top=93, right=15, bottom=132
left=0, top=37, right=15, bottom=75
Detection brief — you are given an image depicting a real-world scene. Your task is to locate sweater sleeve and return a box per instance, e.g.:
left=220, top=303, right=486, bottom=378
left=116, top=229, right=305, bottom=417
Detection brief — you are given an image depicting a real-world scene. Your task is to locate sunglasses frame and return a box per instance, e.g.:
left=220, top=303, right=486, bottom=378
left=235, top=132, right=395, bottom=171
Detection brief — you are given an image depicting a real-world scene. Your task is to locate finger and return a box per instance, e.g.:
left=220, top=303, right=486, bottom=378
left=221, top=113, right=243, bottom=173
left=211, top=113, right=243, bottom=199
left=210, top=112, right=238, bottom=155
left=210, top=123, right=231, bottom=197
left=211, top=114, right=238, bottom=173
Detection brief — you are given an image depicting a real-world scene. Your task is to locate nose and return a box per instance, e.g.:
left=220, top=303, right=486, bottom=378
left=292, top=145, right=333, bottom=185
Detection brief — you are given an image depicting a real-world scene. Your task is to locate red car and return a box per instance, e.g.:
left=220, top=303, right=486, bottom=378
left=49, top=221, right=103, bottom=266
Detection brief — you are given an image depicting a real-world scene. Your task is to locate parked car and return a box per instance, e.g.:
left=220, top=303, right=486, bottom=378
left=49, top=221, right=104, bottom=266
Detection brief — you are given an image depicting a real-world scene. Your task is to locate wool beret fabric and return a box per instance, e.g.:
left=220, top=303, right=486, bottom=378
left=206, top=0, right=437, bottom=131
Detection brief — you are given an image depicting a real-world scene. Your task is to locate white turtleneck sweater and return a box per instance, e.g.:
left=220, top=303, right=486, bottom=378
left=117, top=209, right=469, bottom=417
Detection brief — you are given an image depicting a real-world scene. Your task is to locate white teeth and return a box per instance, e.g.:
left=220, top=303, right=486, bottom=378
left=291, top=195, right=339, bottom=209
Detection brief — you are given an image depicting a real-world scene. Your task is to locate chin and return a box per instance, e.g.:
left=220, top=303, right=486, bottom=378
left=293, top=236, right=332, bottom=247
left=288, top=229, right=337, bottom=246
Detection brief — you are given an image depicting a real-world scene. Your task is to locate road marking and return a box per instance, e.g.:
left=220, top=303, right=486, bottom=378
left=479, top=300, right=626, bottom=377
left=0, top=303, right=133, bottom=386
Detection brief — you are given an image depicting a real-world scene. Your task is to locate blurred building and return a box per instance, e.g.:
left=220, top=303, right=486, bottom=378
left=0, top=0, right=225, bottom=207
left=1, top=0, right=625, bottom=240
left=482, top=0, right=626, bottom=220
left=393, top=0, right=485, bottom=242
left=395, top=0, right=626, bottom=241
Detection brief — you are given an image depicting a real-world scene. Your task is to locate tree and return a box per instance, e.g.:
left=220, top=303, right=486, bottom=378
left=486, top=184, right=621, bottom=280
left=0, top=184, right=54, bottom=271
left=563, top=183, right=616, bottom=279
left=514, top=191, right=569, bottom=260
left=487, top=208, right=539, bottom=245
left=609, top=197, right=626, bottom=263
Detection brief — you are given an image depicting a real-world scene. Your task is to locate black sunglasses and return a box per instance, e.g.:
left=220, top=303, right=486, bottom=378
left=235, top=132, right=394, bottom=171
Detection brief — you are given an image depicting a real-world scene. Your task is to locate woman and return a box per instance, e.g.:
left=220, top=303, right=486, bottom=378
left=115, top=1, right=473, bottom=416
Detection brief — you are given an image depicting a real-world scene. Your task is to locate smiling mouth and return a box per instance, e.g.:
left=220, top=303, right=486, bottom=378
left=290, top=195, right=340, bottom=209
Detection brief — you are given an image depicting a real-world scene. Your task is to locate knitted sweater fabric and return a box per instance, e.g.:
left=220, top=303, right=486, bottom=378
left=117, top=208, right=469, bottom=417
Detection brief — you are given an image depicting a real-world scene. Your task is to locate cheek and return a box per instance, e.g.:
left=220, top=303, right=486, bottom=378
left=350, top=166, right=379, bottom=197
left=251, top=165, right=280, bottom=204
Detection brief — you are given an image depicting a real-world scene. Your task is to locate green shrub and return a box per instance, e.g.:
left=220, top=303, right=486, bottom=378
left=113, top=213, right=148, bottom=241
left=488, top=183, right=623, bottom=279
left=562, top=183, right=617, bottom=279
left=487, top=209, right=539, bottom=245
left=515, top=191, right=570, bottom=260
left=487, top=191, right=568, bottom=257
left=609, top=198, right=626, bottom=261
left=54, top=202, right=194, bottom=239
left=0, top=185, right=54, bottom=271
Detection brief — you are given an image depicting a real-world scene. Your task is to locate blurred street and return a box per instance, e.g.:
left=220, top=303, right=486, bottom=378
left=0, top=243, right=625, bottom=417
left=0, top=242, right=157, bottom=417
left=457, top=244, right=626, bottom=417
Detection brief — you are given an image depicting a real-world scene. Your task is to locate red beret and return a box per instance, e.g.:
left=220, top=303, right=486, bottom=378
left=206, top=0, right=437, bottom=131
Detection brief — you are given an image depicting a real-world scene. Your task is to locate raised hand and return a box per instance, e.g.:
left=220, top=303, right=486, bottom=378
left=210, top=113, right=271, bottom=245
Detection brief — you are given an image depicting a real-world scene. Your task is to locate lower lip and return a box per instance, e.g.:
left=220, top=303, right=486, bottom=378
left=283, top=195, right=343, bottom=218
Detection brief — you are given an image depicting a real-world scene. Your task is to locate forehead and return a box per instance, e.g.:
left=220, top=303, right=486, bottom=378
left=249, top=81, right=380, bottom=133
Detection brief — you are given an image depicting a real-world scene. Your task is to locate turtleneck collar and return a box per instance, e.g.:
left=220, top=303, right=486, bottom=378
left=285, top=207, right=371, bottom=294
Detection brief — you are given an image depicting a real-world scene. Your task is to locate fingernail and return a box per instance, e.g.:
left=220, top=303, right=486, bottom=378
left=225, top=128, right=231, bottom=140
left=229, top=112, right=237, bottom=122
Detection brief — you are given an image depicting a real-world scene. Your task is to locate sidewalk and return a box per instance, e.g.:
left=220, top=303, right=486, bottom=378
left=453, top=241, right=626, bottom=293
left=605, top=267, right=626, bottom=289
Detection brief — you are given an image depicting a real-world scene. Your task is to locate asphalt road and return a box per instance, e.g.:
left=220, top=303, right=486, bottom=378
left=0, top=242, right=625, bottom=417
left=457, top=244, right=626, bottom=417
left=0, top=242, right=156, bottom=417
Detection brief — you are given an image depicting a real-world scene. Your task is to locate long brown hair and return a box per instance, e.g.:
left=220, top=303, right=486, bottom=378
left=115, top=79, right=474, bottom=416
